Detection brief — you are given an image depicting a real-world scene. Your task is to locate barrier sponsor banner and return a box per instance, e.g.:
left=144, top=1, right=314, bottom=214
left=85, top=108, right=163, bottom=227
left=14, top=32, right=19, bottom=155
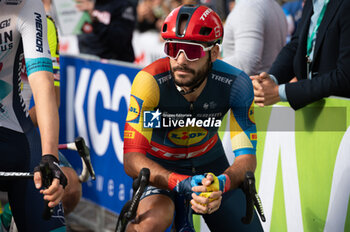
left=254, top=100, right=350, bottom=232
left=59, top=54, right=140, bottom=213
left=198, top=99, right=350, bottom=232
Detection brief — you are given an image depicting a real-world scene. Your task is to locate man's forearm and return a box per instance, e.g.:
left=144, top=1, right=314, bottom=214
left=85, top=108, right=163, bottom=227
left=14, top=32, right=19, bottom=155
left=224, top=154, right=257, bottom=190
left=124, top=152, right=172, bottom=190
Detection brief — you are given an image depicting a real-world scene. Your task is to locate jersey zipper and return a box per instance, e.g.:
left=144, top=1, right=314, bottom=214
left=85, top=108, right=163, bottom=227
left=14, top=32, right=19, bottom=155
left=189, top=102, right=194, bottom=114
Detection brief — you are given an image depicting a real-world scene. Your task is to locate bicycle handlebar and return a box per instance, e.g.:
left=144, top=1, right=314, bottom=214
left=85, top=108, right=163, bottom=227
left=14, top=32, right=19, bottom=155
left=0, top=164, right=59, bottom=220
left=240, top=171, right=266, bottom=224
left=115, top=168, right=150, bottom=232
left=58, top=136, right=96, bottom=182
left=0, top=172, right=34, bottom=179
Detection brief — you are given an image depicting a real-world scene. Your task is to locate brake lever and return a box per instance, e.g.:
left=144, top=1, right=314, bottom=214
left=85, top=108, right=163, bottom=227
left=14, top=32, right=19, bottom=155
left=240, top=171, right=265, bottom=224
left=75, top=136, right=96, bottom=181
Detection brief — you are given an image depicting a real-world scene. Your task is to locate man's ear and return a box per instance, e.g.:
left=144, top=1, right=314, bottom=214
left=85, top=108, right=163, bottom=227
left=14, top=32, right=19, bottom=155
left=210, top=45, right=220, bottom=62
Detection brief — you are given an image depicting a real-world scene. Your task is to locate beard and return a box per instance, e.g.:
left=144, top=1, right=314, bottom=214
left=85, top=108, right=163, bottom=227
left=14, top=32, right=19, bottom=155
left=171, top=57, right=211, bottom=88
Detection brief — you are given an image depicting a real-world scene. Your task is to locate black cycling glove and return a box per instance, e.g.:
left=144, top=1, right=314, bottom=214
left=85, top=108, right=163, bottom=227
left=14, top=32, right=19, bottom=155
left=34, top=154, right=68, bottom=189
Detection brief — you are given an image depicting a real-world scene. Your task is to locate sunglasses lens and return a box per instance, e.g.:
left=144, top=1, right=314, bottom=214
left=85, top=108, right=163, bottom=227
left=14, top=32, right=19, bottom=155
left=164, top=42, right=205, bottom=60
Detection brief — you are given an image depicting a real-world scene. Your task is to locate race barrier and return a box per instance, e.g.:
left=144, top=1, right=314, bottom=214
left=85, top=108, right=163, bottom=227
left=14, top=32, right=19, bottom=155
left=59, top=54, right=141, bottom=214
left=254, top=99, right=350, bottom=232
left=59, top=54, right=350, bottom=231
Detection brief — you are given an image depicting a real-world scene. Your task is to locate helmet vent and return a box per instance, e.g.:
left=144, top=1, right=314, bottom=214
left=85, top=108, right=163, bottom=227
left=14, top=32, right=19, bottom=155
left=177, top=14, right=190, bottom=36
left=162, top=24, right=167, bottom=33
left=199, top=27, right=212, bottom=36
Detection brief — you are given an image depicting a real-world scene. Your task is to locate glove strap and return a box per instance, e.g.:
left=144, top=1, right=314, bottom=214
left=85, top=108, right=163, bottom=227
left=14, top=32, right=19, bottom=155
left=222, top=174, right=231, bottom=193
left=168, top=172, right=190, bottom=190
left=42, top=154, right=59, bottom=163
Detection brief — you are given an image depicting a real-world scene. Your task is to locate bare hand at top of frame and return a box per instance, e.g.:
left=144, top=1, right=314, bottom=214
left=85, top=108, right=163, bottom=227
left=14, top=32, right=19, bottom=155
left=250, top=72, right=280, bottom=107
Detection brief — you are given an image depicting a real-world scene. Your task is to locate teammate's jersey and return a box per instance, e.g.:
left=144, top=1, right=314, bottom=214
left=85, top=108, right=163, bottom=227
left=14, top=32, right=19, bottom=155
left=46, top=15, right=60, bottom=85
left=124, top=58, right=257, bottom=162
left=0, top=0, right=53, bottom=133
left=21, top=15, right=60, bottom=111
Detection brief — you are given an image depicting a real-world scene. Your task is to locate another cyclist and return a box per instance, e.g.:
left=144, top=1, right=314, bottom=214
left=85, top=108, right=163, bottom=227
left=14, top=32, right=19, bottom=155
left=20, top=2, right=82, bottom=215
left=123, top=4, right=263, bottom=232
left=0, top=0, right=66, bottom=231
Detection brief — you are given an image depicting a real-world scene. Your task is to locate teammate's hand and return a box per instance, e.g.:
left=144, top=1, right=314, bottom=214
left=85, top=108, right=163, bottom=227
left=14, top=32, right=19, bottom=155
left=168, top=173, right=205, bottom=196
left=34, top=155, right=67, bottom=207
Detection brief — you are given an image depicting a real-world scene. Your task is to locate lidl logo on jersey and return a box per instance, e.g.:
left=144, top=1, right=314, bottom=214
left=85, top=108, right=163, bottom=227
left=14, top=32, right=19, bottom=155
left=248, top=102, right=255, bottom=124
left=126, top=95, right=143, bottom=123
left=168, top=127, right=208, bottom=146
left=144, top=109, right=161, bottom=128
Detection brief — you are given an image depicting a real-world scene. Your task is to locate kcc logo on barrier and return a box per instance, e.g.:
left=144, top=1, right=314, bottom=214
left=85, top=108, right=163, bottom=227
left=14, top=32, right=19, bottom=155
left=59, top=55, right=141, bottom=214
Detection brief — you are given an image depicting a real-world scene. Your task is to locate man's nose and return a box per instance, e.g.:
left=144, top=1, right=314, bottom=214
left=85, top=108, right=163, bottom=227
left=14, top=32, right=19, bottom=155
left=176, top=51, right=189, bottom=63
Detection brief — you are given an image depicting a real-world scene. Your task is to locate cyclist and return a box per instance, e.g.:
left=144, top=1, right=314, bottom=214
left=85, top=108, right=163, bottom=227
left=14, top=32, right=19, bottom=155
left=123, top=4, right=263, bottom=232
left=0, top=0, right=67, bottom=231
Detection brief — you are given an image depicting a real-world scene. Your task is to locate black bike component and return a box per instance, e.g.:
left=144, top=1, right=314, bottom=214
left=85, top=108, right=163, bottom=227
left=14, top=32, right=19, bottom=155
left=240, top=171, right=266, bottom=224
left=75, top=136, right=96, bottom=180
left=115, top=168, right=150, bottom=232
left=40, top=162, right=54, bottom=220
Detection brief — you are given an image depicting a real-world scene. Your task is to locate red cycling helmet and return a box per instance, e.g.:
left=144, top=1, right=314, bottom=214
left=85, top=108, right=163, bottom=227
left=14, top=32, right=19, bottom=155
left=161, top=5, right=223, bottom=44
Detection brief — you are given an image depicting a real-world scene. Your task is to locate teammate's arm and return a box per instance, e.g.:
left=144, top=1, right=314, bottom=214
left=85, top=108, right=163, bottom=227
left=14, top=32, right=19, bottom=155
left=29, top=71, right=59, bottom=157
left=30, top=71, right=65, bottom=207
left=29, top=16, right=60, bottom=127
left=28, top=85, right=59, bottom=127
left=19, top=2, right=65, bottom=207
